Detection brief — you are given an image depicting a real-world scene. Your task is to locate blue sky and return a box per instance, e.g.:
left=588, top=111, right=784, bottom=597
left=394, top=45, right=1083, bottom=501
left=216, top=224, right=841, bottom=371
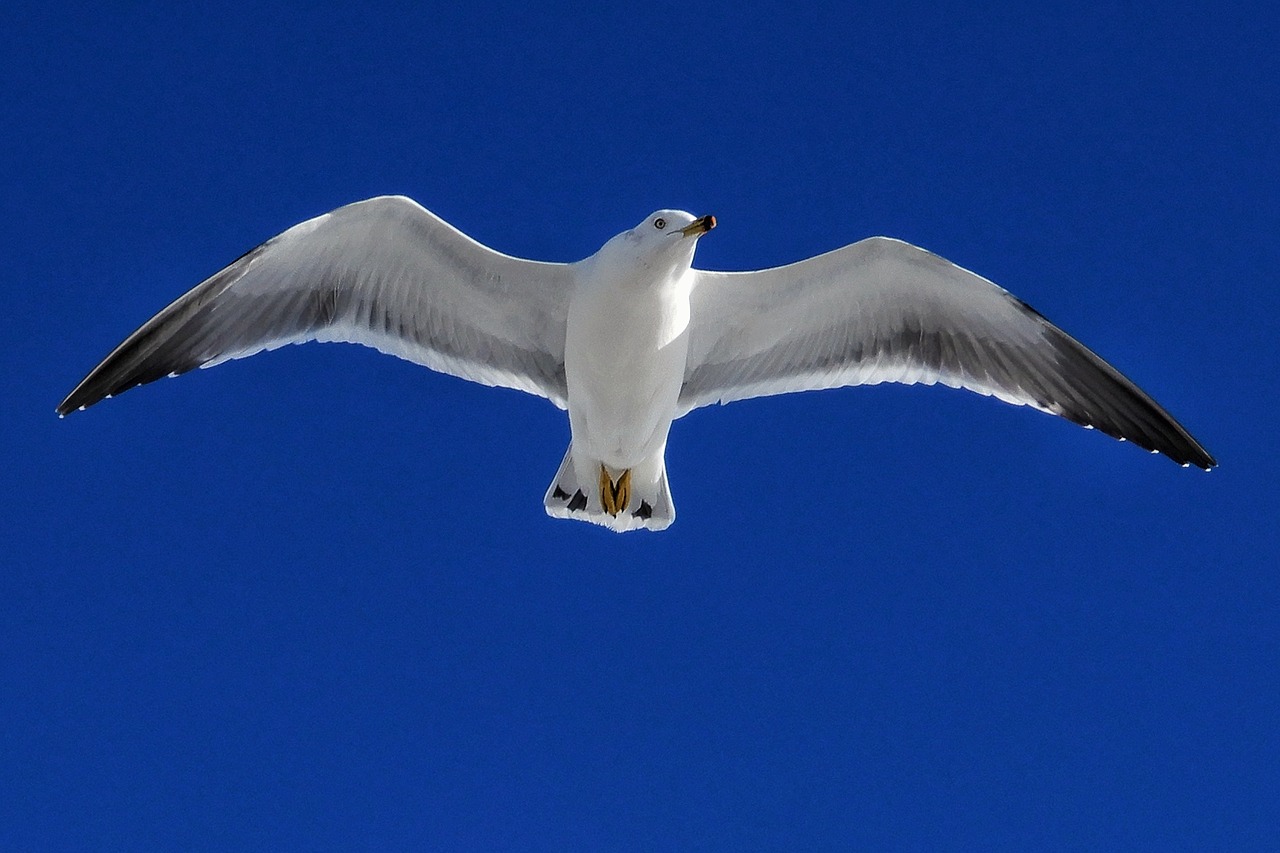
left=4, top=1, right=1277, bottom=849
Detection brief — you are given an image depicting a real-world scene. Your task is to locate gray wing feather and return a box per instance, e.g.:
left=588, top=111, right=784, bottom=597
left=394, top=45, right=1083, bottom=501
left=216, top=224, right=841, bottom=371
left=681, top=237, right=1215, bottom=469
left=58, top=196, right=573, bottom=415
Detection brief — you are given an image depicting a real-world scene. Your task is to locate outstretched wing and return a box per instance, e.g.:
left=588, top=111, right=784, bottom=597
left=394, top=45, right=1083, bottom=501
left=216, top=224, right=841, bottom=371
left=681, top=237, right=1214, bottom=469
left=58, top=195, right=574, bottom=415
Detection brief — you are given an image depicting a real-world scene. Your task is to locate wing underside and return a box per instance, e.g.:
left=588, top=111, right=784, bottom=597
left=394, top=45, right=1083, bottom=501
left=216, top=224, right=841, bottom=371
left=59, top=196, right=574, bottom=415
left=681, top=237, right=1214, bottom=469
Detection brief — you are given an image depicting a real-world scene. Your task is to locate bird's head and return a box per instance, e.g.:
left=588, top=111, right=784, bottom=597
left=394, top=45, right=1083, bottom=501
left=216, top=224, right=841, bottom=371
left=597, top=209, right=716, bottom=279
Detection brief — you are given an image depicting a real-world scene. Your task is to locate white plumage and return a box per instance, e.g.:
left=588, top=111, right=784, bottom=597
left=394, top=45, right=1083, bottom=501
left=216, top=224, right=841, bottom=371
left=59, top=196, right=1214, bottom=532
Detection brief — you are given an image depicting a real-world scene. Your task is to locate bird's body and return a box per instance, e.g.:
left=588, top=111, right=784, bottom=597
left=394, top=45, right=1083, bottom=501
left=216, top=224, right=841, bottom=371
left=554, top=213, right=702, bottom=529
left=58, top=196, right=1215, bottom=532
left=567, top=226, right=692, bottom=469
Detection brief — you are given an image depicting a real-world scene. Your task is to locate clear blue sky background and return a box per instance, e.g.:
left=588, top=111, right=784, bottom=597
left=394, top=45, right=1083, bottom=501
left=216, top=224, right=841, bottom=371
left=4, top=2, right=1277, bottom=849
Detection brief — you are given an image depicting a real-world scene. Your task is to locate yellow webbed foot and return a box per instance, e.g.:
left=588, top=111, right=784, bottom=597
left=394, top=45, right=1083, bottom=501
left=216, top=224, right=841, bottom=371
left=598, top=465, right=632, bottom=516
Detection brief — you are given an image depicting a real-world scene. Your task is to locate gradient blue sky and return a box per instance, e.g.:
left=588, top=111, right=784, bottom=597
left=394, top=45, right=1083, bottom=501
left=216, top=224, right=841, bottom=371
left=4, top=2, right=1277, bottom=849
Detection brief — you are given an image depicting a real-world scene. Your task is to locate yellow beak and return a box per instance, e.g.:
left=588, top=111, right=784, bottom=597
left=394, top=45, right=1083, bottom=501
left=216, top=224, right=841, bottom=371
left=679, top=214, right=717, bottom=237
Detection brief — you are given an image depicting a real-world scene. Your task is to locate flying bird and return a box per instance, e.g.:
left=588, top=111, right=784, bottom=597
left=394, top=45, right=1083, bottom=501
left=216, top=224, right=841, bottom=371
left=58, top=196, right=1215, bottom=531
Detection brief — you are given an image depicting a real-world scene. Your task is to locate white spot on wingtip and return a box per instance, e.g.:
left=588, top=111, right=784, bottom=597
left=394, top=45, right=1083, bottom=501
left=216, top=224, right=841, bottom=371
left=1118, top=437, right=1126, bottom=442
left=1084, top=424, right=1095, bottom=430
left=1150, top=448, right=1159, bottom=454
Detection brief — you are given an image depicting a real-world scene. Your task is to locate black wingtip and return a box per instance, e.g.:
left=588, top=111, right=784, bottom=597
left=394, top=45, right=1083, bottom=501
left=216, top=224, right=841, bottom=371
left=55, top=392, right=82, bottom=418
left=56, top=380, right=106, bottom=418
left=1191, top=448, right=1218, bottom=471
left=1159, top=426, right=1216, bottom=471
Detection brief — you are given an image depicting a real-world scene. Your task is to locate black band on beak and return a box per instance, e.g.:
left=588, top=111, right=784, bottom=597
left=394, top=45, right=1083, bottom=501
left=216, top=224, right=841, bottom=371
left=679, top=215, right=716, bottom=237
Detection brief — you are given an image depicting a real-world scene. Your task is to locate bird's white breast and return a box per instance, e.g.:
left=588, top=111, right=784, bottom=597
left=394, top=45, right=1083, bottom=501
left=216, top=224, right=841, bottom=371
left=564, top=261, right=693, bottom=468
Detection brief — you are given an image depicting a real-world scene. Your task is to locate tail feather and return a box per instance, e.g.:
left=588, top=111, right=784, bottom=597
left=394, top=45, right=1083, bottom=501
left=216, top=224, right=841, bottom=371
left=543, top=444, right=674, bottom=532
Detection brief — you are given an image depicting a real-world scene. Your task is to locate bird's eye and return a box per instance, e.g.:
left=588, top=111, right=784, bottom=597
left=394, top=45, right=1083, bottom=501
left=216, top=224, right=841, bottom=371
left=654, top=217, right=667, bottom=230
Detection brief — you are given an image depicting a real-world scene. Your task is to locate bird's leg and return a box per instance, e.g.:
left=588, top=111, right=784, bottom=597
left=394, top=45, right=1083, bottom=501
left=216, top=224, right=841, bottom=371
left=598, top=465, right=632, bottom=516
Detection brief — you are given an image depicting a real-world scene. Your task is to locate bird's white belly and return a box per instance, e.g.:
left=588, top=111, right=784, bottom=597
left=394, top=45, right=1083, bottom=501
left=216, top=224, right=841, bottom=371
left=565, top=280, right=691, bottom=469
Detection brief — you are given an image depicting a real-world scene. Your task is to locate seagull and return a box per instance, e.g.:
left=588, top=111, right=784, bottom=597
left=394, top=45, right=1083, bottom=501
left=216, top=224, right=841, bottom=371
left=58, top=196, right=1215, bottom=531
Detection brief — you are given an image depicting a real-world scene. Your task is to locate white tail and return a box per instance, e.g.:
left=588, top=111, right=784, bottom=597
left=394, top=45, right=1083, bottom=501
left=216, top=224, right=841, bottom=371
left=543, top=443, right=674, bottom=532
